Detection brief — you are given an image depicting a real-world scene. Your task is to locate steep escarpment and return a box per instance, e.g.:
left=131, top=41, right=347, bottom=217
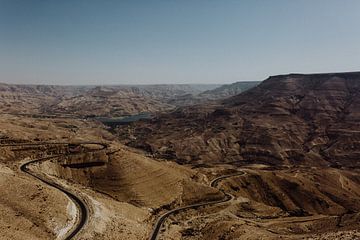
left=118, top=72, right=360, bottom=167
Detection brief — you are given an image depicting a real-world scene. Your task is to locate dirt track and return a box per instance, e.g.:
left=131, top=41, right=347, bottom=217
left=0, top=142, right=107, bottom=240
left=149, top=171, right=246, bottom=240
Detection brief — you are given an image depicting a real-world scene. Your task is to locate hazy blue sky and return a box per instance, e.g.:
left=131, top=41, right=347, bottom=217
left=1, top=0, right=360, bottom=85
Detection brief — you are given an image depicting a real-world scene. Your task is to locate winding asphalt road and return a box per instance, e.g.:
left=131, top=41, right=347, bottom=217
left=149, top=171, right=245, bottom=240
left=0, top=141, right=107, bottom=240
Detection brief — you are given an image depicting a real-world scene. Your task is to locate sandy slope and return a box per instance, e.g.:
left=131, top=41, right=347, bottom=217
left=0, top=115, right=224, bottom=239
left=0, top=163, right=71, bottom=240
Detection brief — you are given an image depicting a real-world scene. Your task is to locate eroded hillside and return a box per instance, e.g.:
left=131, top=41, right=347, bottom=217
left=0, top=115, right=224, bottom=239
left=118, top=72, right=360, bottom=167
left=1, top=73, right=359, bottom=240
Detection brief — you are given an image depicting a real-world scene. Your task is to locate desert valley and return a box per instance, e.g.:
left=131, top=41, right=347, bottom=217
left=2, top=1, right=360, bottom=239
left=0, top=72, right=359, bottom=240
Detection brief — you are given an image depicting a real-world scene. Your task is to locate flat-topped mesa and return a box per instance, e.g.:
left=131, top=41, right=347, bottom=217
left=117, top=71, right=360, bottom=167
left=223, top=71, right=360, bottom=108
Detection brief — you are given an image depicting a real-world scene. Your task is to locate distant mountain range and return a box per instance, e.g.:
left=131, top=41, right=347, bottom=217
left=200, top=81, right=260, bottom=99
left=0, top=82, right=259, bottom=117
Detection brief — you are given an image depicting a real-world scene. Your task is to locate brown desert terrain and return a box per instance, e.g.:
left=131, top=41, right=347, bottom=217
left=117, top=72, right=360, bottom=239
left=0, top=72, right=359, bottom=240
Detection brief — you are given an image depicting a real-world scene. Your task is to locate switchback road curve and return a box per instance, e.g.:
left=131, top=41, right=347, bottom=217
left=0, top=141, right=108, bottom=240
left=149, top=171, right=245, bottom=240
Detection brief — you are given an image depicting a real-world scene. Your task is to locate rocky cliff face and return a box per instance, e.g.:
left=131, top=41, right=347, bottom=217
left=118, top=72, right=360, bottom=167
